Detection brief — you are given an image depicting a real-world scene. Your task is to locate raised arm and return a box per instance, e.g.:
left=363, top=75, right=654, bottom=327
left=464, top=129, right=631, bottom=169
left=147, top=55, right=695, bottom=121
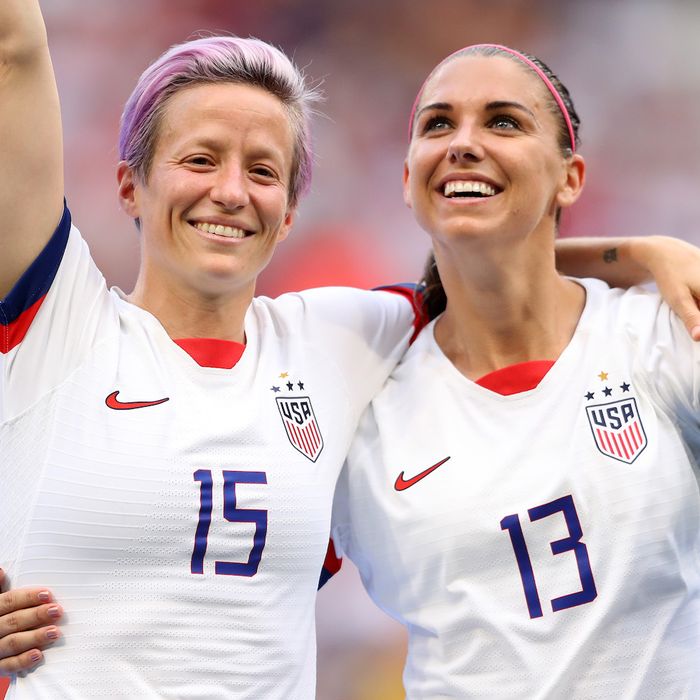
left=0, top=0, right=63, bottom=299
left=556, top=235, right=700, bottom=340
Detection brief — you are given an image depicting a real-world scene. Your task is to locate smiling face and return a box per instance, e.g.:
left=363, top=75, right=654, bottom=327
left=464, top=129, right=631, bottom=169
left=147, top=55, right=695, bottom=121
left=404, top=54, right=584, bottom=250
left=118, top=82, right=296, bottom=300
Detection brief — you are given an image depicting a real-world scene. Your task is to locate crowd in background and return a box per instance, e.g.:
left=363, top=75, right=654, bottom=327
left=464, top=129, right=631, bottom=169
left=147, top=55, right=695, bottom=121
left=22, top=1, right=700, bottom=697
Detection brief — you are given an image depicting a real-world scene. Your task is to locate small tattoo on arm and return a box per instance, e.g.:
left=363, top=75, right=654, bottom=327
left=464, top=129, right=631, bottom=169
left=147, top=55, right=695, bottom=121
left=603, top=248, right=618, bottom=264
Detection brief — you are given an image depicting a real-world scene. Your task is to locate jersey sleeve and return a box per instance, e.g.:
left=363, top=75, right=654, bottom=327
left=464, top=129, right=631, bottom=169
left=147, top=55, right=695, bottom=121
left=291, top=285, right=421, bottom=412
left=605, top=286, right=700, bottom=462
left=0, top=204, right=116, bottom=420
left=330, top=465, right=352, bottom=561
left=618, top=288, right=700, bottom=411
left=329, top=402, right=381, bottom=566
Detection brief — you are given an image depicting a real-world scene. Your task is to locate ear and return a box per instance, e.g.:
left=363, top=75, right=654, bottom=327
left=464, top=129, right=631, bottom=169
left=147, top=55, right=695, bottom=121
left=117, top=161, right=140, bottom=219
left=402, top=160, right=413, bottom=209
left=556, top=154, right=586, bottom=209
left=276, top=207, right=296, bottom=244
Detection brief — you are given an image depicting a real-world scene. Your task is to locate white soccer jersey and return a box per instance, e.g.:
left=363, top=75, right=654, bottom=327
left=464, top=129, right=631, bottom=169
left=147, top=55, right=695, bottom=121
left=332, top=278, right=700, bottom=700
left=0, top=206, right=416, bottom=699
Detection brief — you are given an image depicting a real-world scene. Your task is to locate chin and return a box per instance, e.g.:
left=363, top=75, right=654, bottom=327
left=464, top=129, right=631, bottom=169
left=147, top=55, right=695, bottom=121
left=187, top=262, right=250, bottom=295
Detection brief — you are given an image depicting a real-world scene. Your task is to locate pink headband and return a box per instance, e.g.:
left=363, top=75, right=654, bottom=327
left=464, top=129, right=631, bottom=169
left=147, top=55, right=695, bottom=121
left=408, top=43, right=576, bottom=153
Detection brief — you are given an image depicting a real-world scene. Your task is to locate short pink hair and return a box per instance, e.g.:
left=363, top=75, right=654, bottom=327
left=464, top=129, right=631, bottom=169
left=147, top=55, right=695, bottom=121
left=119, top=36, right=318, bottom=208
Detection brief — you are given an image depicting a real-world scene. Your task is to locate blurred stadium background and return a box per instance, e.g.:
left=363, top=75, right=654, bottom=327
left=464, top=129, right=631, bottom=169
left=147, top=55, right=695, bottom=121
left=3, top=0, right=700, bottom=698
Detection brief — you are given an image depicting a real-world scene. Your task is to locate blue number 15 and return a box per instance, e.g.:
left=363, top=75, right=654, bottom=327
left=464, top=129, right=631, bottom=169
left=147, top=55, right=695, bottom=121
left=191, top=469, right=268, bottom=577
left=500, top=494, right=597, bottom=619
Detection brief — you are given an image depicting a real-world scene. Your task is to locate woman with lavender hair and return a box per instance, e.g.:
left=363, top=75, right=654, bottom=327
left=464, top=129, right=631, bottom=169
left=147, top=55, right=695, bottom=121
left=0, top=2, right=419, bottom=697
left=2, top=4, right=700, bottom=698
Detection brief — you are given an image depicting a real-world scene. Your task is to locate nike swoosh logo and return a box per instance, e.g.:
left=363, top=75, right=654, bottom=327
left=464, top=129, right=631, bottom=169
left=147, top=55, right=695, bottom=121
left=105, top=391, right=170, bottom=410
left=394, top=456, right=451, bottom=491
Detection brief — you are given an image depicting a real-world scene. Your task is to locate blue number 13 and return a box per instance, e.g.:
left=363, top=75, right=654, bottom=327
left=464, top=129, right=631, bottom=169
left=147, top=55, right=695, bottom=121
left=500, top=494, right=597, bottom=619
left=191, top=469, right=268, bottom=577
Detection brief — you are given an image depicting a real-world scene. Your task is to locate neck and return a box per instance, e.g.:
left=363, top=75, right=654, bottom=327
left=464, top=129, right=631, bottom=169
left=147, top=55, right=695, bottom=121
left=432, top=235, right=585, bottom=380
left=127, top=270, right=251, bottom=342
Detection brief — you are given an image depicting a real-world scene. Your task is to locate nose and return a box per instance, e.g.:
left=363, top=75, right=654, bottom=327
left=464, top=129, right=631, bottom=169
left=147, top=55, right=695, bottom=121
left=209, top=165, right=250, bottom=210
left=447, top=122, right=484, bottom=163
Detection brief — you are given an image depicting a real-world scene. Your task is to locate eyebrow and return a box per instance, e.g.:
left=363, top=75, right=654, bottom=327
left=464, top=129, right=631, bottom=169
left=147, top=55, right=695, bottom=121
left=415, top=102, right=452, bottom=121
left=416, top=100, right=537, bottom=121
left=485, top=100, right=537, bottom=120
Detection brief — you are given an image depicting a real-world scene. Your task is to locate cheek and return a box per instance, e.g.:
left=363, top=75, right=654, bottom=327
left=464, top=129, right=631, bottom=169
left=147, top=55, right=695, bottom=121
left=260, top=189, right=291, bottom=227
left=409, top=145, right=442, bottom=191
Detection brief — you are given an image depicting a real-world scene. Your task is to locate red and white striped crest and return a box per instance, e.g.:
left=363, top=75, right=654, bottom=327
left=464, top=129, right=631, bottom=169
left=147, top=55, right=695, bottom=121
left=586, top=398, right=647, bottom=464
left=276, top=396, right=324, bottom=462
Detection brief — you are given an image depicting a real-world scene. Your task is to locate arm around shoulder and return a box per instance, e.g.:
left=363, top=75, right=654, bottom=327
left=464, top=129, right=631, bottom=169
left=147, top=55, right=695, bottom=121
left=0, top=0, right=64, bottom=299
left=556, top=235, right=700, bottom=340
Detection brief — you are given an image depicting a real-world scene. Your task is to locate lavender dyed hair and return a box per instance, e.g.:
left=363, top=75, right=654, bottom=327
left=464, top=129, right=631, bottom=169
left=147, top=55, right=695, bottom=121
left=119, top=35, right=319, bottom=208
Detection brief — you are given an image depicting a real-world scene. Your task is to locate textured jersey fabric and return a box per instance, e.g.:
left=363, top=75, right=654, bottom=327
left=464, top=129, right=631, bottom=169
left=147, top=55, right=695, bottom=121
left=332, top=277, right=700, bottom=700
left=0, top=206, right=414, bottom=699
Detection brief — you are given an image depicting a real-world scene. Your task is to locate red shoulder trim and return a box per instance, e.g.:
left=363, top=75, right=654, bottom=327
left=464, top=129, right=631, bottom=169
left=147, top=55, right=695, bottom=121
left=318, top=539, right=342, bottom=589
left=374, top=283, right=426, bottom=344
left=0, top=294, right=46, bottom=354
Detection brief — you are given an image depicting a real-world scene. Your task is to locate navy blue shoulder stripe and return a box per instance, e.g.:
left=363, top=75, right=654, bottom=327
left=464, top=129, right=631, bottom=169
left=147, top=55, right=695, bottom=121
left=0, top=203, right=72, bottom=324
left=372, top=282, right=424, bottom=294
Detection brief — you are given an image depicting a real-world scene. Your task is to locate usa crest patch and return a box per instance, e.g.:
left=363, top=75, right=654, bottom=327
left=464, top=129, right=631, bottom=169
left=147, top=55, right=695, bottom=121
left=271, top=374, right=324, bottom=462
left=586, top=397, right=647, bottom=464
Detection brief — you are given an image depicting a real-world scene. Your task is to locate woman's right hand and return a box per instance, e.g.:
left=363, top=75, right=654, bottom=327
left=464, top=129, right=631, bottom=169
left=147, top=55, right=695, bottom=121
left=0, top=569, right=62, bottom=676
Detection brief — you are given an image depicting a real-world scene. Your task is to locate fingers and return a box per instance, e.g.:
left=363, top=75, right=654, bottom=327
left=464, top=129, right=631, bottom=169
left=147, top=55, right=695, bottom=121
left=0, top=644, right=51, bottom=676
left=0, top=601, right=63, bottom=640
left=0, top=585, right=55, bottom=618
left=0, top=572, right=63, bottom=676
left=0, top=608, right=63, bottom=675
left=665, top=288, right=700, bottom=341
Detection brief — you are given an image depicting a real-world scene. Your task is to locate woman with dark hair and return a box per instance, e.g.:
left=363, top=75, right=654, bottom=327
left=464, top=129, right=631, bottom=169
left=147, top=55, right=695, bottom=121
left=331, top=45, right=700, bottom=698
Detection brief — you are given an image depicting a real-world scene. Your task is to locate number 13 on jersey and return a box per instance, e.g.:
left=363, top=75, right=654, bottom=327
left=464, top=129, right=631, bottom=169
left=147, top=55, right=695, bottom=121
left=500, top=494, right=597, bottom=619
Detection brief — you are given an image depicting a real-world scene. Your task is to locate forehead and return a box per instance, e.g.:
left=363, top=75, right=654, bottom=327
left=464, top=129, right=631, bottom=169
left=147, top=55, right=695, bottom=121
left=420, top=54, right=548, bottom=111
left=157, top=82, right=294, bottom=161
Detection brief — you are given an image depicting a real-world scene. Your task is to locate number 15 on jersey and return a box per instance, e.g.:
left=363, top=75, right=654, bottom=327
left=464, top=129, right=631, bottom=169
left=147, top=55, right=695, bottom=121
left=191, top=469, right=268, bottom=577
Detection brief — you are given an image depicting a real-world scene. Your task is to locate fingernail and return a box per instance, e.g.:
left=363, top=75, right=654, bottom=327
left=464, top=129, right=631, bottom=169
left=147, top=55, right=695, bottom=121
left=692, top=325, right=700, bottom=341
left=29, top=650, right=42, bottom=663
left=47, top=605, right=61, bottom=618
left=46, top=627, right=59, bottom=640
left=38, top=591, right=51, bottom=603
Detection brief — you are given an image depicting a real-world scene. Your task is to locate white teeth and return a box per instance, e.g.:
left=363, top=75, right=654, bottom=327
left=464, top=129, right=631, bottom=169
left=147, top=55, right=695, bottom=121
left=193, top=222, right=246, bottom=238
left=444, top=180, right=497, bottom=197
